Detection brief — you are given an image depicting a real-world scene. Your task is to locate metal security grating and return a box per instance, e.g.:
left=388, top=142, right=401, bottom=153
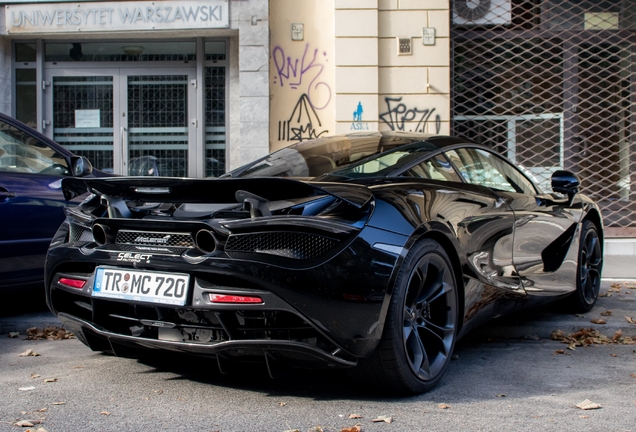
left=225, top=232, right=338, bottom=260
left=451, top=0, right=636, bottom=232
left=127, top=75, right=189, bottom=177
left=205, top=66, right=226, bottom=177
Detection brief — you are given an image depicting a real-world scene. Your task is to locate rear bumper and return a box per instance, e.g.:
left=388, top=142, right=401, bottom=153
left=58, top=312, right=357, bottom=368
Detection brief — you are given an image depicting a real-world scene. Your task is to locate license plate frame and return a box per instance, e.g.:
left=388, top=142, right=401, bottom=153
left=92, top=267, right=190, bottom=306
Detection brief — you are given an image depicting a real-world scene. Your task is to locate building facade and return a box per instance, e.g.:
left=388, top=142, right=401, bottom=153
left=1, top=0, right=634, bottom=235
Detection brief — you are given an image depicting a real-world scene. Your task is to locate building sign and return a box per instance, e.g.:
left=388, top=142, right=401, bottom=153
left=5, top=0, right=228, bottom=34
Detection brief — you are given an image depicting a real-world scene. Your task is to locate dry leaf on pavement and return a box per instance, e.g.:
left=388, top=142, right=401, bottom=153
left=590, top=318, right=606, bottom=325
left=14, top=420, right=34, bottom=427
left=371, top=416, right=392, bottom=423
left=630, top=374, right=636, bottom=378
left=100, top=411, right=110, bottom=416
left=438, top=404, right=450, bottom=409
left=576, top=399, right=601, bottom=410
left=9, top=332, right=20, bottom=338
left=341, top=426, right=361, bottom=432
left=30, top=373, right=40, bottom=379
left=18, top=349, right=40, bottom=357
left=43, top=378, right=57, bottom=383
left=626, top=316, right=635, bottom=325
left=25, top=326, right=74, bottom=341
left=278, top=402, right=287, bottom=407
left=18, top=386, right=36, bottom=391
left=51, top=402, right=66, bottom=405
left=600, top=310, right=612, bottom=316
left=348, top=413, right=362, bottom=419
left=554, top=349, right=565, bottom=355
left=611, top=353, right=618, bottom=357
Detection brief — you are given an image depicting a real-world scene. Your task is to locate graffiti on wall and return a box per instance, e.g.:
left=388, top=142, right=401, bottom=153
left=273, top=43, right=332, bottom=142
left=379, top=97, right=442, bottom=134
left=272, top=43, right=332, bottom=110
left=278, top=94, right=329, bottom=142
left=351, top=102, right=369, bottom=130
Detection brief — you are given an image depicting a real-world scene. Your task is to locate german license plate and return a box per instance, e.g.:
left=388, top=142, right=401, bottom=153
left=92, top=267, right=189, bottom=306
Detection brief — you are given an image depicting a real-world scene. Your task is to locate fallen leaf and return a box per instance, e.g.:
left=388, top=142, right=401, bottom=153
left=341, top=427, right=361, bottom=432
left=611, top=354, right=618, bottom=357
left=52, top=402, right=66, bottom=405
left=613, top=330, right=623, bottom=342
left=438, top=403, right=450, bottom=409
left=9, top=332, right=20, bottom=338
left=576, top=399, right=601, bottom=410
left=611, top=283, right=622, bottom=289
left=630, top=374, right=636, bottom=378
left=598, top=292, right=612, bottom=297
left=567, top=343, right=576, bottom=351
left=496, top=394, right=507, bottom=397
left=590, top=318, right=606, bottom=325
left=15, top=420, right=34, bottom=427
left=33, top=428, right=48, bottom=432
left=25, top=326, right=74, bottom=341
left=348, top=413, right=362, bottom=419
left=18, top=349, right=40, bottom=357
left=601, top=310, right=613, bottom=316
left=153, top=390, right=163, bottom=395
left=100, top=411, right=110, bottom=416
left=372, top=415, right=392, bottom=423
left=451, top=354, right=459, bottom=360
left=278, top=402, right=287, bottom=407
left=550, top=330, right=565, bottom=340
left=312, top=426, right=324, bottom=432
left=626, top=316, right=635, bottom=325
left=43, top=378, right=57, bottom=383
left=18, top=386, right=36, bottom=391
left=580, top=415, right=588, bottom=418
left=35, top=408, right=47, bottom=413
left=554, top=349, right=565, bottom=355
left=30, top=373, right=40, bottom=379
left=282, top=430, right=300, bottom=432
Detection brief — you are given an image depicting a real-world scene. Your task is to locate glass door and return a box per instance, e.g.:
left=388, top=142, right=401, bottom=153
left=44, top=67, right=196, bottom=176
left=44, top=69, right=119, bottom=173
left=122, top=70, right=196, bottom=177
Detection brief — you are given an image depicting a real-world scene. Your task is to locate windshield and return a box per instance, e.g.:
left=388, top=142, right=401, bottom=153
left=233, top=132, right=437, bottom=179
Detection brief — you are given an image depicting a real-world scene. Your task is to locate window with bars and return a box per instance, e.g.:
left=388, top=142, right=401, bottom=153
left=451, top=0, right=636, bottom=229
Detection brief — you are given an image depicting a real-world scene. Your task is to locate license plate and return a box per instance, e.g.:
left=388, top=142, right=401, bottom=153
left=92, top=267, right=189, bottom=306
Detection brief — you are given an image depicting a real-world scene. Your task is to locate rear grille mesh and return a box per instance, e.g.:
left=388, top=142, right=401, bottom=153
left=225, top=232, right=338, bottom=260
left=115, top=230, right=194, bottom=250
left=70, top=223, right=93, bottom=245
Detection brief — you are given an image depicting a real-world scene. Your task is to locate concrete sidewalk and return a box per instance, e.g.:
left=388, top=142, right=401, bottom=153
left=603, top=238, right=636, bottom=279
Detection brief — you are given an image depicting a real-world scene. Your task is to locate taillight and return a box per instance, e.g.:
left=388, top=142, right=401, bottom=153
left=59, top=277, right=86, bottom=289
left=209, top=294, right=263, bottom=304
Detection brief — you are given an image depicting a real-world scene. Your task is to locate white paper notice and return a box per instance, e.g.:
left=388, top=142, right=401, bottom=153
left=75, top=110, right=100, bottom=128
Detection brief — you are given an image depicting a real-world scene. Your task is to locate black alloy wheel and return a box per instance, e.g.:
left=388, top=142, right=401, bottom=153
left=356, top=239, right=458, bottom=394
left=571, top=220, right=603, bottom=312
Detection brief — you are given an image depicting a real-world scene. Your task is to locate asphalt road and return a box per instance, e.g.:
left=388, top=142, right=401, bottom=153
left=1, top=280, right=635, bottom=432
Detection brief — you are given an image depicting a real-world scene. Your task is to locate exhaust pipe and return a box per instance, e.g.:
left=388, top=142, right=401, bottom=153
left=92, top=223, right=113, bottom=246
left=195, top=229, right=217, bottom=254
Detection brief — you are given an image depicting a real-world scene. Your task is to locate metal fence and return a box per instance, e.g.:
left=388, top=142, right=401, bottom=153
left=451, top=0, right=636, bottom=232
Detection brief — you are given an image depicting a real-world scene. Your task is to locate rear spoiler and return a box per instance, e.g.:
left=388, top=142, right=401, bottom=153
left=62, top=177, right=373, bottom=209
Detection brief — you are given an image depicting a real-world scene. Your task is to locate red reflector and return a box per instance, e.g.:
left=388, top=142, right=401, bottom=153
left=59, top=277, right=86, bottom=289
left=209, top=294, right=263, bottom=304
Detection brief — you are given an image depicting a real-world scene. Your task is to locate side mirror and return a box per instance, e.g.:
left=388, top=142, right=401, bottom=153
left=551, top=170, right=579, bottom=199
left=71, top=156, right=93, bottom=177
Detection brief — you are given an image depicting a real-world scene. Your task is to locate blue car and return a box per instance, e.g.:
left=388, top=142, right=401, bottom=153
left=0, top=113, right=98, bottom=290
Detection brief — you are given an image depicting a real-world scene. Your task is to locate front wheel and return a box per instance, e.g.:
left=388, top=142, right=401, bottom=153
left=356, top=239, right=458, bottom=394
left=570, top=220, right=603, bottom=312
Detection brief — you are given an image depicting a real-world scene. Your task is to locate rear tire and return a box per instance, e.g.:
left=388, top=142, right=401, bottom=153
left=570, top=220, right=603, bottom=312
left=356, top=239, right=458, bottom=394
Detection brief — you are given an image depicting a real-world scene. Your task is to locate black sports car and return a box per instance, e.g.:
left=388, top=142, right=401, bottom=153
left=45, top=131, right=603, bottom=393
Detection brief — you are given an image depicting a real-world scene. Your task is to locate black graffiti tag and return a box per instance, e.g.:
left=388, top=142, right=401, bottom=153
left=278, top=94, right=329, bottom=142
left=379, top=97, right=442, bottom=134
